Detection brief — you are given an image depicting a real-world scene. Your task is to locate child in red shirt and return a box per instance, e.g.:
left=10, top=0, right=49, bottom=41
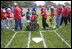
left=1, top=8, right=7, bottom=20
left=1, top=7, right=7, bottom=29
left=67, top=6, right=71, bottom=24
left=26, top=12, right=37, bottom=29
left=13, top=5, right=22, bottom=31
left=60, top=6, right=69, bottom=26
left=6, top=8, right=14, bottom=30
left=30, top=12, right=37, bottom=22
left=40, top=6, right=49, bottom=29
left=56, top=5, right=63, bottom=28
left=50, top=8, right=56, bottom=28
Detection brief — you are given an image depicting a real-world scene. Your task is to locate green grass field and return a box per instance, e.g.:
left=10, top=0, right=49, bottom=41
left=1, top=8, right=71, bottom=48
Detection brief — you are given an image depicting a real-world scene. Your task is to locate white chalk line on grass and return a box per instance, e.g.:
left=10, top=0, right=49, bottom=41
left=17, top=30, right=53, bottom=33
left=18, top=31, right=30, bottom=32
left=17, top=25, right=64, bottom=33
left=26, top=31, right=31, bottom=48
left=39, top=31, right=47, bottom=48
left=5, top=32, right=17, bottom=48
left=54, top=30, right=71, bottom=48
left=41, top=30, right=53, bottom=32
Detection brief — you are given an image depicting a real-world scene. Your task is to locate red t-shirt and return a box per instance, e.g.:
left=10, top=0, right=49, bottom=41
left=14, top=7, right=21, bottom=20
left=41, top=7, right=45, bottom=12
left=62, top=7, right=69, bottom=17
left=30, top=15, right=36, bottom=21
left=41, top=7, right=47, bottom=18
left=1, top=8, right=7, bottom=20
left=57, top=6, right=63, bottom=15
left=67, top=7, right=71, bottom=14
left=7, top=11, right=14, bottom=18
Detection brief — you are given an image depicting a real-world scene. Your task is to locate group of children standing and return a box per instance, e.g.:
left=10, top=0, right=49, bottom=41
left=1, top=4, right=71, bottom=32
left=1, top=4, right=24, bottom=32
left=50, top=5, right=71, bottom=29
left=1, top=4, right=38, bottom=32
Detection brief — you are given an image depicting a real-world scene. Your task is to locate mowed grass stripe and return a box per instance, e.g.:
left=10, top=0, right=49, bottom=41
left=42, top=32, right=69, bottom=48
left=54, top=30, right=71, bottom=48
left=8, top=31, right=28, bottom=48
left=5, top=32, right=17, bottom=48
left=56, top=24, right=71, bottom=45
left=1, top=29, right=14, bottom=48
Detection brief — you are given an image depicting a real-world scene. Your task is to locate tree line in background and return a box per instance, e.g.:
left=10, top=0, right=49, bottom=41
left=1, top=1, right=35, bottom=8
left=45, top=1, right=71, bottom=8
left=1, top=1, right=71, bottom=8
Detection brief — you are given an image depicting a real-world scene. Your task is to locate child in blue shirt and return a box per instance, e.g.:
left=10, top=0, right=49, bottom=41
left=26, top=8, right=31, bottom=20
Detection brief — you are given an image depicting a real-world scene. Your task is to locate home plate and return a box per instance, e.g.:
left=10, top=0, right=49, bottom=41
left=32, top=37, right=43, bottom=43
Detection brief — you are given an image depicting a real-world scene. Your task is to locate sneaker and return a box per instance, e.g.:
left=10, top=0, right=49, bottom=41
left=53, top=25, right=56, bottom=29
left=6, top=27, right=9, bottom=30
left=12, top=29, right=14, bottom=31
left=68, top=23, right=70, bottom=24
left=41, top=27, right=43, bottom=29
left=49, top=25, right=53, bottom=28
left=27, top=20, right=31, bottom=23
left=12, top=29, right=17, bottom=32
left=41, top=27, right=45, bottom=30
left=46, top=26, right=50, bottom=29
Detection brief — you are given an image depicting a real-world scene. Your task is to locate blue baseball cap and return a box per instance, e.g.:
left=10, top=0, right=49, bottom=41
left=27, top=8, right=30, bottom=11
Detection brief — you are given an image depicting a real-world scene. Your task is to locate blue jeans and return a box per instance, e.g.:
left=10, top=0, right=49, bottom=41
left=1, top=19, right=8, bottom=29
left=7, top=18, right=14, bottom=29
left=56, top=15, right=61, bottom=27
left=1, top=20, right=4, bottom=29
left=26, top=16, right=30, bottom=20
left=15, top=19, right=22, bottom=31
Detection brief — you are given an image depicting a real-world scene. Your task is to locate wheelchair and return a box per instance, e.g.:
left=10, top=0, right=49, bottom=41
left=26, top=21, right=39, bottom=31
left=26, top=11, right=39, bottom=31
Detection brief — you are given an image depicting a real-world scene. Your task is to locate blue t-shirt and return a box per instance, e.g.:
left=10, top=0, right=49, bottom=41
left=26, top=12, right=31, bottom=20
left=26, top=12, right=31, bottom=16
left=32, top=7, right=37, bottom=12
